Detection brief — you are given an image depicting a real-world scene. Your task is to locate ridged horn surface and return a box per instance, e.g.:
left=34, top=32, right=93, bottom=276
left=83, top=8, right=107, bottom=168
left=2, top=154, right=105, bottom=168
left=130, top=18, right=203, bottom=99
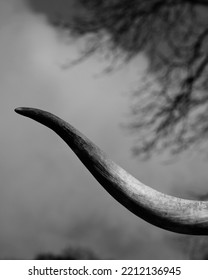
left=15, top=107, right=208, bottom=235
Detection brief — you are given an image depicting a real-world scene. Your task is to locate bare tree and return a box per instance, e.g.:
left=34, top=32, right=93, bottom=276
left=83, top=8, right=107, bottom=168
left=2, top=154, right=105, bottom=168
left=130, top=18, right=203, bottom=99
left=51, top=0, right=208, bottom=158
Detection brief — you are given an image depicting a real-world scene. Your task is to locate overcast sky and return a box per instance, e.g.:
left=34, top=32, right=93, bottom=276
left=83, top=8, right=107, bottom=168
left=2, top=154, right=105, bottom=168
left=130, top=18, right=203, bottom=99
left=0, top=0, right=207, bottom=259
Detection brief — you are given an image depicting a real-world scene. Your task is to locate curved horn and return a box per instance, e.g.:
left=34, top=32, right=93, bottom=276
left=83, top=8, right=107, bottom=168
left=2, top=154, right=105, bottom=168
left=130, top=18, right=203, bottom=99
left=15, top=107, right=208, bottom=235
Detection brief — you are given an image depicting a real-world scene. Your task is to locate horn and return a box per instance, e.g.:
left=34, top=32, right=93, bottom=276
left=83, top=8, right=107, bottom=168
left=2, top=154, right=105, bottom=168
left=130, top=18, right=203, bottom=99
left=15, top=107, right=208, bottom=235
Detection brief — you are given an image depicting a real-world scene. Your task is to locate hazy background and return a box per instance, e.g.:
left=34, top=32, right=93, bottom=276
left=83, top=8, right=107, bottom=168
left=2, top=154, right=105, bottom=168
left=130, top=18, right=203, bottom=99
left=0, top=0, right=207, bottom=259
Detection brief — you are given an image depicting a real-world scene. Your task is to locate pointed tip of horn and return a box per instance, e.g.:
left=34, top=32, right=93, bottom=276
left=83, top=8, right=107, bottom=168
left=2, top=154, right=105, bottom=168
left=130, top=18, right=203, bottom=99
left=15, top=107, right=53, bottom=124
left=15, top=107, right=35, bottom=116
left=14, top=107, right=24, bottom=114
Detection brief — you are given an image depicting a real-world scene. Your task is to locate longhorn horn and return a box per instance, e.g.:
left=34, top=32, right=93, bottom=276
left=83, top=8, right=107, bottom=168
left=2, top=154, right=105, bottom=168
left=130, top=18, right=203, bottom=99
left=15, top=107, right=208, bottom=235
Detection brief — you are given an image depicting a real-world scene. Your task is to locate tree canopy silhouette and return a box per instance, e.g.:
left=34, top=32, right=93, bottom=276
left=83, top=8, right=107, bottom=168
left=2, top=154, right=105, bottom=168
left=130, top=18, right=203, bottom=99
left=35, top=246, right=99, bottom=260
left=52, top=0, right=208, bottom=158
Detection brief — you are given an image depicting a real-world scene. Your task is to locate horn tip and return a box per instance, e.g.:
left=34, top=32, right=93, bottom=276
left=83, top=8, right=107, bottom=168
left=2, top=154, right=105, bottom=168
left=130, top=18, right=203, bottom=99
left=15, top=107, right=27, bottom=113
left=14, top=107, right=35, bottom=116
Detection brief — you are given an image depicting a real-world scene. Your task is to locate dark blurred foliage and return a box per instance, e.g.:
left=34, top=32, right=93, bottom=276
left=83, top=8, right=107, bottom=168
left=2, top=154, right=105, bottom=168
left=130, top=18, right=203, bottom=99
left=51, top=0, right=208, bottom=159
left=35, top=246, right=99, bottom=260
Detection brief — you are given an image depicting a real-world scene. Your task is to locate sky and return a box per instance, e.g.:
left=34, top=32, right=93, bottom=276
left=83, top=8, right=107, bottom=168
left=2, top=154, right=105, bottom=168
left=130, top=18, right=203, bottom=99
left=0, top=0, right=207, bottom=259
